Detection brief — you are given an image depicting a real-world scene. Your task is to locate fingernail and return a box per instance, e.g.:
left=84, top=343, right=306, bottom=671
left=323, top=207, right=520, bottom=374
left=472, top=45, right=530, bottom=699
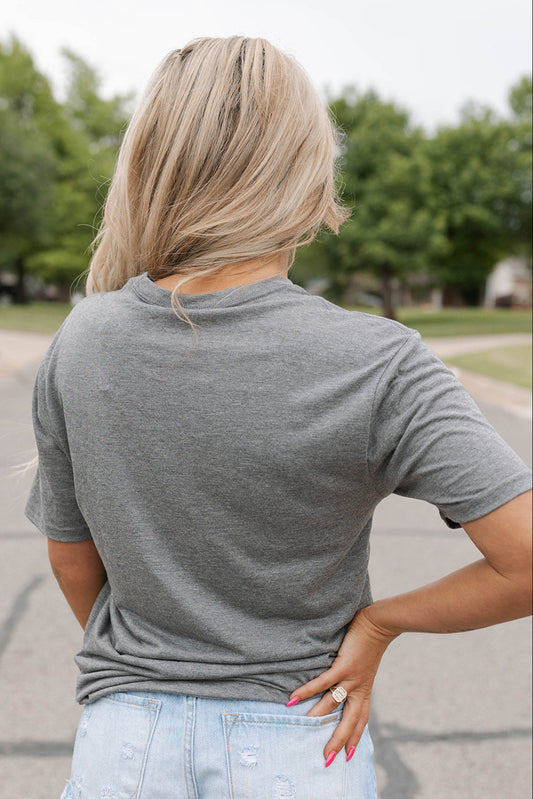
left=286, top=696, right=300, bottom=707
left=325, top=751, right=337, bottom=768
left=346, top=746, right=356, bottom=762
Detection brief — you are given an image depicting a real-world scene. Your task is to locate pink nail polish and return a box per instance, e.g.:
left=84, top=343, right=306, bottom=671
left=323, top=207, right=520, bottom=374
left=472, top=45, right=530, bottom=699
left=346, top=746, right=356, bottom=762
left=325, top=751, right=336, bottom=768
left=286, top=696, right=300, bottom=707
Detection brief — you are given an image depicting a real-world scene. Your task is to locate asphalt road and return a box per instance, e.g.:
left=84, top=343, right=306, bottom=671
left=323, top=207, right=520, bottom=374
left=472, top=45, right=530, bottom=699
left=0, top=355, right=531, bottom=799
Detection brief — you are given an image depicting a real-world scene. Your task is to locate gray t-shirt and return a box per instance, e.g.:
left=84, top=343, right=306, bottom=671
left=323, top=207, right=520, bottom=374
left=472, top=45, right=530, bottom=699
left=25, top=273, right=532, bottom=705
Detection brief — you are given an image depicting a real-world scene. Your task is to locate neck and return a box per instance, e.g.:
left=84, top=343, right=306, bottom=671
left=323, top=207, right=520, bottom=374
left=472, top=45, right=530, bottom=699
left=153, top=255, right=289, bottom=294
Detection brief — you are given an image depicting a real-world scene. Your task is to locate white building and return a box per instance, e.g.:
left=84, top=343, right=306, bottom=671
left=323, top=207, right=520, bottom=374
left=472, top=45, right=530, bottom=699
left=485, top=257, right=532, bottom=308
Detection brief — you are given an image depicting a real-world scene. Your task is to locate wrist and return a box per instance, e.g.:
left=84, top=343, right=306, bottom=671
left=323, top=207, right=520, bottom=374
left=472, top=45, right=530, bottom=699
left=359, top=601, right=403, bottom=645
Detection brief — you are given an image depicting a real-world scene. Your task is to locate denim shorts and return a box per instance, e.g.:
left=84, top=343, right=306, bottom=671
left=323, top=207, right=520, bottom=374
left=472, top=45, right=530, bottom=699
left=60, top=690, right=378, bottom=798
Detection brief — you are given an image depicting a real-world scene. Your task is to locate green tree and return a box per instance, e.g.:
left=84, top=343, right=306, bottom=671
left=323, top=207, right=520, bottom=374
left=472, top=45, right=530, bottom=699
left=26, top=49, right=133, bottom=297
left=426, top=78, right=532, bottom=304
left=509, top=75, right=532, bottom=120
left=62, top=48, right=133, bottom=153
left=506, top=75, right=532, bottom=259
left=295, top=89, right=448, bottom=318
left=0, top=106, right=57, bottom=301
left=0, top=36, right=68, bottom=301
left=0, top=35, right=132, bottom=301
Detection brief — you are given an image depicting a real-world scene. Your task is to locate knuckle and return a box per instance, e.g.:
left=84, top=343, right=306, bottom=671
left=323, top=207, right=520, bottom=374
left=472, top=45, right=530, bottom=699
left=346, top=736, right=358, bottom=749
left=333, top=667, right=350, bottom=681
left=329, top=731, right=347, bottom=751
left=347, top=735, right=362, bottom=753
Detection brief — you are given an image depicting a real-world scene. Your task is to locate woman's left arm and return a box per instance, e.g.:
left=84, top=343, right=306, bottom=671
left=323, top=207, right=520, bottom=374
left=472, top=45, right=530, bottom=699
left=48, top=539, right=108, bottom=630
left=289, top=489, right=532, bottom=764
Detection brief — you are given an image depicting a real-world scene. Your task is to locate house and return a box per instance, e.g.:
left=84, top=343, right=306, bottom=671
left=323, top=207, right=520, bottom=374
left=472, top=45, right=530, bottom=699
left=485, top=257, right=532, bottom=308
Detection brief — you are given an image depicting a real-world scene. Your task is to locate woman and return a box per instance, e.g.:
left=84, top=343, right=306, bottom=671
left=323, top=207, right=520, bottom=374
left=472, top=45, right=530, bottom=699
left=25, top=37, right=531, bottom=798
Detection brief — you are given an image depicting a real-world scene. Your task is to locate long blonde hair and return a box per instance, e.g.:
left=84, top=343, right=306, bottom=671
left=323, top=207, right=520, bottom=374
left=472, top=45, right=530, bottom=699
left=87, top=36, right=349, bottom=321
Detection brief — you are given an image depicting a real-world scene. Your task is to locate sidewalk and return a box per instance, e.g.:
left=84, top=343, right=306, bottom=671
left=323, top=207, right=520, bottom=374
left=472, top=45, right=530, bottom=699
left=1, top=329, right=531, bottom=419
left=0, top=330, right=54, bottom=381
left=423, top=333, right=531, bottom=359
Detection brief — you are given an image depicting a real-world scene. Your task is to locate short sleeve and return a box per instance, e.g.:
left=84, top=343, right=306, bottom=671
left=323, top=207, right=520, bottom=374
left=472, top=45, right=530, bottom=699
left=25, top=358, right=92, bottom=542
left=367, top=331, right=532, bottom=525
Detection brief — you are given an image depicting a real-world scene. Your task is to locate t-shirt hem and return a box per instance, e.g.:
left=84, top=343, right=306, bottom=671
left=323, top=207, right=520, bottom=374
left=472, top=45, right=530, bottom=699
left=439, top=475, right=532, bottom=525
left=76, top=678, right=310, bottom=706
left=24, top=507, right=92, bottom=542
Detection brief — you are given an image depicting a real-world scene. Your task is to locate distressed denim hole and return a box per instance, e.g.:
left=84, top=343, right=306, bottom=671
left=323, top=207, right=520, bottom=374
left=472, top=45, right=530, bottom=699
left=239, top=745, right=259, bottom=767
left=100, top=786, right=117, bottom=799
left=272, top=774, right=296, bottom=798
left=121, top=742, right=136, bottom=760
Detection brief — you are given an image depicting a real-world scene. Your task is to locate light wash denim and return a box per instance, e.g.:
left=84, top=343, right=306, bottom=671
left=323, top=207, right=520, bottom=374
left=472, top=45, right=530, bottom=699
left=60, top=690, right=378, bottom=798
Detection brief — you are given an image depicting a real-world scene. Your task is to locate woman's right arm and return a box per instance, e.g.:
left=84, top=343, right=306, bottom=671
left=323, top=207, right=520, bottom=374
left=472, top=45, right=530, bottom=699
left=288, top=489, right=532, bottom=765
left=367, top=488, right=532, bottom=635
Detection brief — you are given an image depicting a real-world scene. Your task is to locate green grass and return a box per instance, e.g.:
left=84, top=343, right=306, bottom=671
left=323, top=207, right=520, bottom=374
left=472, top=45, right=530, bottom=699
left=346, top=306, right=532, bottom=338
left=398, top=308, right=532, bottom=338
left=447, top=345, right=532, bottom=389
left=0, top=301, right=73, bottom=334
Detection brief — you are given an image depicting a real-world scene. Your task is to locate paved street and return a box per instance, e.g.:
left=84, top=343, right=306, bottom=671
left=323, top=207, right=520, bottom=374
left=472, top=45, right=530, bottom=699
left=0, top=336, right=531, bottom=798
left=424, top=332, right=532, bottom=358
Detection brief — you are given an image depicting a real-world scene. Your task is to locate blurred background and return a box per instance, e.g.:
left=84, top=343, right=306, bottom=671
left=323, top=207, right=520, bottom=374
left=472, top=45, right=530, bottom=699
left=0, top=0, right=531, bottom=384
left=0, top=1, right=531, bottom=797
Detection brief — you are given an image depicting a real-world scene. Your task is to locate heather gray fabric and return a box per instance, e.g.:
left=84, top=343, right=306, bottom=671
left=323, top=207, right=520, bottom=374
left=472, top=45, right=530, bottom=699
left=25, top=273, right=532, bottom=706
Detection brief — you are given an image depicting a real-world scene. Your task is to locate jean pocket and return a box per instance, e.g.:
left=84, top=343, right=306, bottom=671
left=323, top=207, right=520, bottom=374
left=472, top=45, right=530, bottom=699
left=68, top=693, right=161, bottom=799
left=222, top=709, right=346, bottom=799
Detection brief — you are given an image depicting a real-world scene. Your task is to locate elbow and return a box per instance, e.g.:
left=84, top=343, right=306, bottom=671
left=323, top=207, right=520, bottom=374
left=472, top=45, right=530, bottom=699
left=490, top=553, right=532, bottom=619
left=47, top=538, right=106, bottom=577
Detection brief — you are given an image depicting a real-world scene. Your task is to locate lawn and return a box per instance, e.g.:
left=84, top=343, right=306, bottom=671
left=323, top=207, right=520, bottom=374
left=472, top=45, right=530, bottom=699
left=0, top=299, right=531, bottom=339
left=0, top=301, right=73, bottom=334
left=446, top=345, right=532, bottom=390
left=347, top=306, right=532, bottom=338
left=398, top=307, right=532, bottom=337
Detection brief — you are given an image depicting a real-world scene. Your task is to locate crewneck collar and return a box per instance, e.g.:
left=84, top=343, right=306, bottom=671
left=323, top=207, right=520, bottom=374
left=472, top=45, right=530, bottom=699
left=127, top=272, right=295, bottom=309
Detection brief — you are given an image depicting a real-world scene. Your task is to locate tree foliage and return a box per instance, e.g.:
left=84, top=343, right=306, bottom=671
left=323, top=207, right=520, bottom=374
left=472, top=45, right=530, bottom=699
left=0, top=35, right=132, bottom=300
left=294, top=79, right=532, bottom=314
left=426, top=95, right=532, bottom=303
left=0, top=35, right=531, bottom=312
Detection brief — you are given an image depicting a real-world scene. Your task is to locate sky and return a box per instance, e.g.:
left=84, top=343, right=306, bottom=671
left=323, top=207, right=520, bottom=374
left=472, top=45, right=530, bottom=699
left=3, top=0, right=532, bottom=132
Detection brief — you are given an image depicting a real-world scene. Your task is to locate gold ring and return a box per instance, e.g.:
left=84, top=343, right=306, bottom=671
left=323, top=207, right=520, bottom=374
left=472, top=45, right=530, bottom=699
left=329, top=686, right=347, bottom=703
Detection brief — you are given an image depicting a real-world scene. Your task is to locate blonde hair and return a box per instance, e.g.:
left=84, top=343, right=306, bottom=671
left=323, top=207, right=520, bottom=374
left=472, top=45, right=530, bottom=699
left=15, top=38, right=349, bottom=479
left=86, top=36, right=349, bottom=324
